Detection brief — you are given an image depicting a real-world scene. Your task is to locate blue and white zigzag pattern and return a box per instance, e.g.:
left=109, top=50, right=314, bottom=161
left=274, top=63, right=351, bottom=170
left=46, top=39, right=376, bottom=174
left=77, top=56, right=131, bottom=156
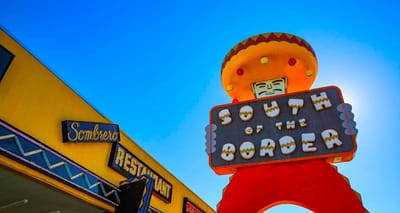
left=0, top=123, right=120, bottom=206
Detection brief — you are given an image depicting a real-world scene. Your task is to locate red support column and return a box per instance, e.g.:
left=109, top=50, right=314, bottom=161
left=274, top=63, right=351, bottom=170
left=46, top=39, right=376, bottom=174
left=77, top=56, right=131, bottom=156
left=217, top=160, right=367, bottom=213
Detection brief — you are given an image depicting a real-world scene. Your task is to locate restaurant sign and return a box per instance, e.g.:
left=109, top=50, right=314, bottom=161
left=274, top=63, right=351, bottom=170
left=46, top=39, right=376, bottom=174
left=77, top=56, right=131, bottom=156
left=62, top=120, right=120, bottom=143
left=108, top=143, right=173, bottom=203
left=206, top=86, right=357, bottom=174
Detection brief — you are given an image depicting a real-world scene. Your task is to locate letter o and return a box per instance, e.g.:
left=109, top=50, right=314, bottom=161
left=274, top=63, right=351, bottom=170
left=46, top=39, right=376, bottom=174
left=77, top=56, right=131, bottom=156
left=240, top=141, right=255, bottom=160
left=112, top=132, right=118, bottom=141
left=239, top=105, right=254, bottom=121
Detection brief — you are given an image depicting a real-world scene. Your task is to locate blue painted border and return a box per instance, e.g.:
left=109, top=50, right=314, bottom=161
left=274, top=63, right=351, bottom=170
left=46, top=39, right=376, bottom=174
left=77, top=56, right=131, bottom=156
left=0, top=119, right=120, bottom=206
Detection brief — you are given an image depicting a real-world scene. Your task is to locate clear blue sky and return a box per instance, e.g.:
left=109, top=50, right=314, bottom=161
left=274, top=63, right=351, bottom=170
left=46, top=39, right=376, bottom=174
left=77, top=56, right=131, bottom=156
left=1, top=0, right=399, bottom=212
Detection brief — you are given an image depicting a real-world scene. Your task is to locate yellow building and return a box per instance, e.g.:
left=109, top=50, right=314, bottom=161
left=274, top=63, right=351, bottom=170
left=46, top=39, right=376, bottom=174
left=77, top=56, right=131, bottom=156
left=0, top=27, right=214, bottom=213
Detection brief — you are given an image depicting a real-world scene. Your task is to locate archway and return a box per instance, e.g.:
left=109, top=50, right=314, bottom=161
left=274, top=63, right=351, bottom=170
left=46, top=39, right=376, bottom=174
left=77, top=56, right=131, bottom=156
left=216, top=160, right=367, bottom=213
left=263, top=203, right=312, bottom=213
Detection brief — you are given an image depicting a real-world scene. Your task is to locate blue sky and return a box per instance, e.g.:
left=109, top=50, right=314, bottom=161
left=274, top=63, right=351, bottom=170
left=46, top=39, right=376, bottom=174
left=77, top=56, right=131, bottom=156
left=1, top=0, right=399, bottom=212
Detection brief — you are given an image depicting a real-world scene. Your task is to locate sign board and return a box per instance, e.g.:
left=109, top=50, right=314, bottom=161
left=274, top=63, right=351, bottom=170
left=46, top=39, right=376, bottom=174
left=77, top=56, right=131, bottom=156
left=183, top=198, right=206, bottom=213
left=207, top=86, right=357, bottom=174
left=62, top=120, right=120, bottom=143
left=108, top=143, right=173, bottom=203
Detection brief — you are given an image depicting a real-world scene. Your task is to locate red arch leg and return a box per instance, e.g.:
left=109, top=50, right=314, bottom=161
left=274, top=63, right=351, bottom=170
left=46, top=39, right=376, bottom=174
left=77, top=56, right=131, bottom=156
left=217, top=160, right=367, bottom=213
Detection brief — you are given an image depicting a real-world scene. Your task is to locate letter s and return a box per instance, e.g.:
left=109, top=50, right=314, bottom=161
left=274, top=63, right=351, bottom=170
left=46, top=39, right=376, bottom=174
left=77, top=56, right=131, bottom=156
left=67, top=122, right=79, bottom=141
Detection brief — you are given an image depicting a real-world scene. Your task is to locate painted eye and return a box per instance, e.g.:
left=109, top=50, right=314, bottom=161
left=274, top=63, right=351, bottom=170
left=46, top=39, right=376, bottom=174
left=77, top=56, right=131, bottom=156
left=288, top=57, right=296, bottom=66
left=236, top=68, right=244, bottom=76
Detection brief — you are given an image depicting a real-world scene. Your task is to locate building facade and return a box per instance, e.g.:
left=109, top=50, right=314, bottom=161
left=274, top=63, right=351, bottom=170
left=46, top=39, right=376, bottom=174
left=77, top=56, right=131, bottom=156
left=0, top=28, right=213, bottom=213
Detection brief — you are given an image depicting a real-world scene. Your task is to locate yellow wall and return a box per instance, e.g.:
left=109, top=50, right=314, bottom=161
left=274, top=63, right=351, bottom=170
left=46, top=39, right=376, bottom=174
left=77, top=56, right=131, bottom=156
left=0, top=28, right=214, bottom=213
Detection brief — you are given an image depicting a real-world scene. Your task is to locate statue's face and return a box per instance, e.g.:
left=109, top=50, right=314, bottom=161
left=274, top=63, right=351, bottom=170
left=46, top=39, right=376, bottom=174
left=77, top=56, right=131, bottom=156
left=252, top=77, right=287, bottom=98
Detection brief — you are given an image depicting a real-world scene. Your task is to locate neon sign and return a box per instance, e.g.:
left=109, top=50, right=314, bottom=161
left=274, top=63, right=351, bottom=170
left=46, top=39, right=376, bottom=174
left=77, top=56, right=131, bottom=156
left=62, top=120, right=120, bottom=143
left=108, top=143, right=173, bottom=203
left=207, top=86, right=357, bottom=174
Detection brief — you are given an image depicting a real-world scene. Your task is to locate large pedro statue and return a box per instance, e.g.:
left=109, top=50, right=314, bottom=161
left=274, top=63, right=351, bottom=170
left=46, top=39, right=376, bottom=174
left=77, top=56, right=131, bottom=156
left=205, top=32, right=368, bottom=212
